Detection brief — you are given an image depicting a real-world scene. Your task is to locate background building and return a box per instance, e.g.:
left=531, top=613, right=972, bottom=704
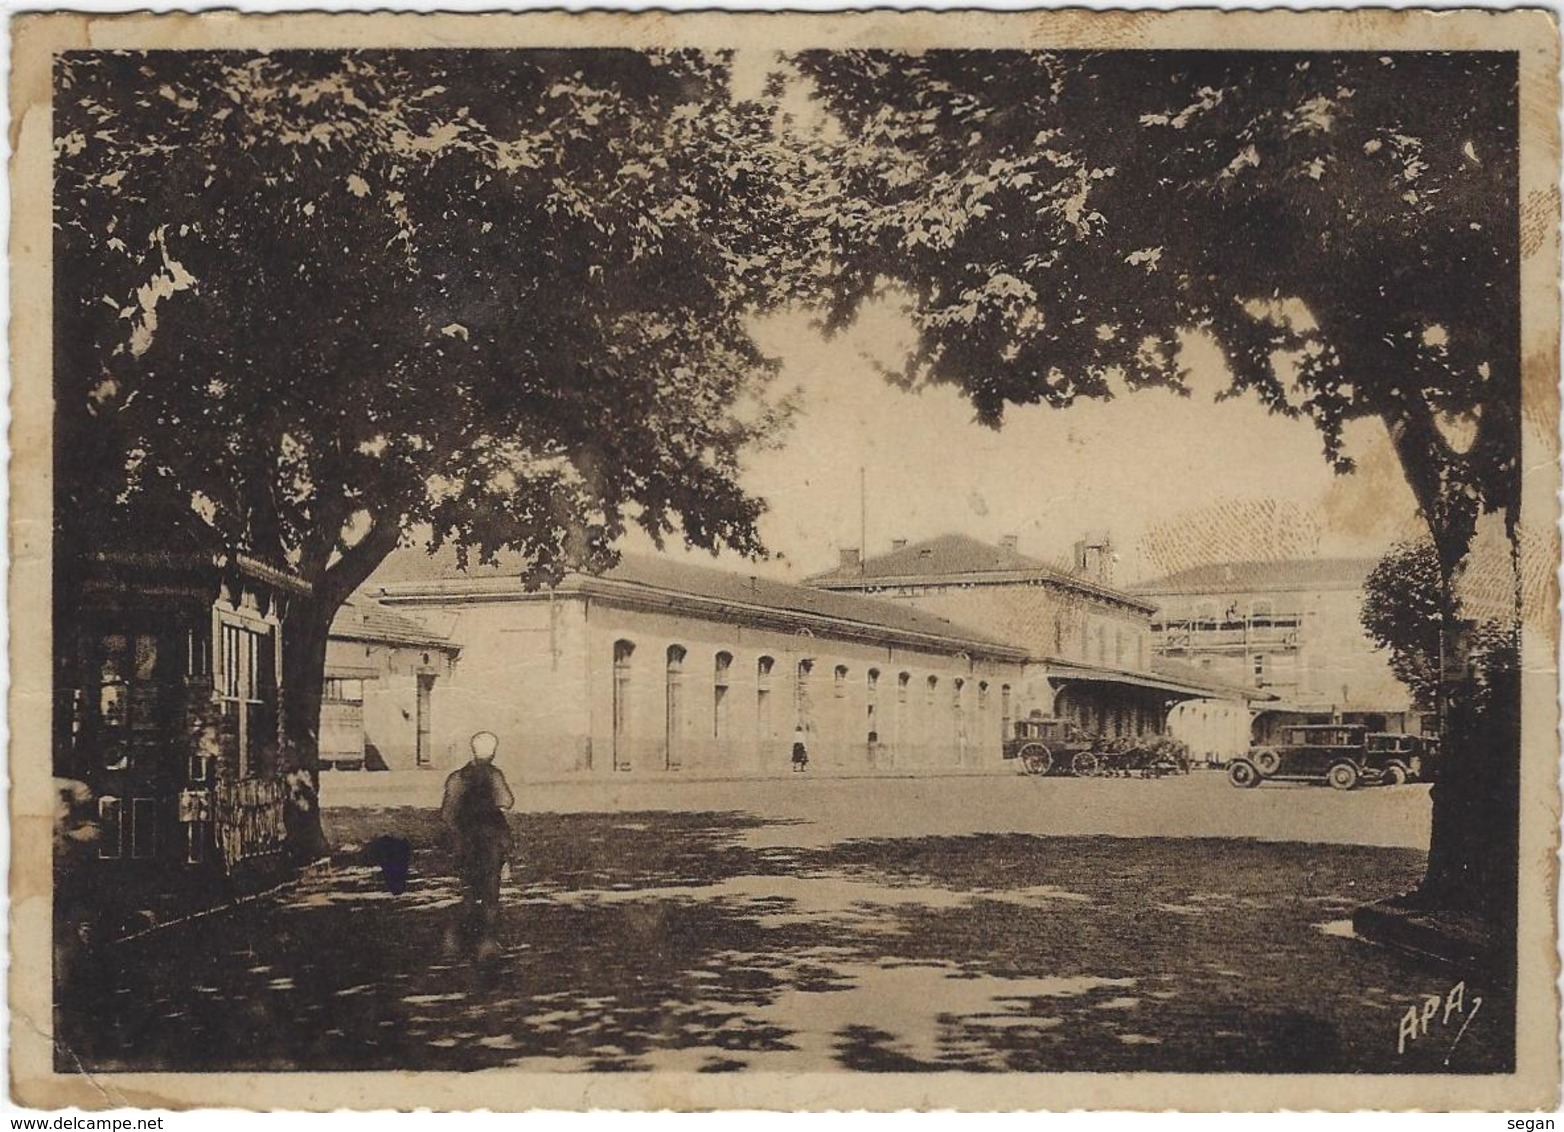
left=807, top=533, right=1248, bottom=745
left=1129, top=558, right=1417, bottom=758
left=323, top=598, right=461, bottom=771
left=808, top=532, right=1154, bottom=672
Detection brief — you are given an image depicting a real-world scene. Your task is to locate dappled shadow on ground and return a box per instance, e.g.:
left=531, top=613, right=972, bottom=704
left=57, top=809, right=1511, bottom=1074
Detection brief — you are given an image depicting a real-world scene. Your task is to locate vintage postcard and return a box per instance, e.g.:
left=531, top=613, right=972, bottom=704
left=9, top=7, right=1561, bottom=1112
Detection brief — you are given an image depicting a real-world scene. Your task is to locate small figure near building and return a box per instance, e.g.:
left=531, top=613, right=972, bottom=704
left=791, top=724, right=809, bottom=772
left=440, top=731, right=514, bottom=958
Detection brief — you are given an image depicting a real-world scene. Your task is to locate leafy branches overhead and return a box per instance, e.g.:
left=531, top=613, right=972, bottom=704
left=60, top=47, right=1523, bottom=592
left=56, top=49, right=804, bottom=598
left=797, top=50, right=1520, bottom=562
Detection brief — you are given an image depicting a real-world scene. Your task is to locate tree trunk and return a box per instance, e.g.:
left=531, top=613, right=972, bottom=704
left=1378, top=396, right=1519, bottom=962
left=1417, top=529, right=1520, bottom=959
left=277, top=511, right=408, bottom=864
left=279, top=594, right=334, bottom=865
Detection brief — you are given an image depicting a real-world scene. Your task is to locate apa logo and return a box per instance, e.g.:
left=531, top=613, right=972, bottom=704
left=1397, top=980, right=1482, bottom=1060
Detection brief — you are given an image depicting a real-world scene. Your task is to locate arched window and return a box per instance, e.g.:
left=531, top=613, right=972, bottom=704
left=834, top=664, right=849, bottom=698
left=796, top=658, right=814, bottom=724
left=665, top=645, right=687, bottom=770
left=897, top=672, right=911, bottom=702
left=1115, top=629, right=1125, bottom=665
left=713, top=651, right=733, bottom=741
left=952, top=677, right=966, bottom=742
left=1001, top=684, right=1013, bottom=738
left=756, top=656, right=775, bottom=741
left=612, top=640, right=635, bottom=771
left=978, top=681, right=989, bottom=714
left=866, top=669, right=881, bottom=743
left=1096, top=624, right=1107, bottom=665
left=926, top=674, right=939, bottom=707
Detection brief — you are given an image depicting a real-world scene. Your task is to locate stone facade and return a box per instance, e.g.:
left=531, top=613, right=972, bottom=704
left=364, top=543, right=1247, bottom=782
left=808, top=534, right=1156, bottom=673
left=372, top=557, right=1034, bottom=780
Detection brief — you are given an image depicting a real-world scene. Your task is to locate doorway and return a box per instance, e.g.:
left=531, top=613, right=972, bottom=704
left=415, top=673, right=434, bottom=768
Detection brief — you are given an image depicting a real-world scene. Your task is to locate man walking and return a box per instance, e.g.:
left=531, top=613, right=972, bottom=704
left=440, top=731, right=515, bottom=959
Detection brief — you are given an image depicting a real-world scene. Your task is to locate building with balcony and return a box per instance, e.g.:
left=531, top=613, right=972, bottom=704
left=1128, top=558, right=1418, bottom=759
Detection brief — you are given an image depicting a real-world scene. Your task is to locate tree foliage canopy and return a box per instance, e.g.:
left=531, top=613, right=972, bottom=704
left=56, top=49, right=804, bottom=604
left=796, top=50, right=1520, bottom=569
left=1360, top=540, right=1447, bottom=710
left=1362, top=538, right=1522, bottom=717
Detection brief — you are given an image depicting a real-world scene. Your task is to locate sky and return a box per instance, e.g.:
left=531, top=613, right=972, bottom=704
left=624, top=299, right=1429, bottom=587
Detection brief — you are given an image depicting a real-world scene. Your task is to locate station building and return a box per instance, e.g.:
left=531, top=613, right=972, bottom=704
left=807, top=533, right=1249, bottom=747
left=366, top=538, right=1246, bottom=779
left=371, top=552, right=1032, bottom=777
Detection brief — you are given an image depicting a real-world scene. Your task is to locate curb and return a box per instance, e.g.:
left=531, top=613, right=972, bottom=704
left=1351, top=896, right=1510, bottom=981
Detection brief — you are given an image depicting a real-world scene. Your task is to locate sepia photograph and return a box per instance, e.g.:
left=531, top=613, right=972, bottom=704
left=9, top=7, right=1560, bottom=1112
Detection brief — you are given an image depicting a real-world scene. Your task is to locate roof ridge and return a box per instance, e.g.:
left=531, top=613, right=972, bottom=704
left=1129, top=556, right=1382, bottom=593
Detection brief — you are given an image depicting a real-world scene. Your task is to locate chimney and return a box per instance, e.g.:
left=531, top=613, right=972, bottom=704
left=1073, top=532, right=1114, bottom=584
left=1000, top=534, right=1019, bottom=553
left=839, top=547, right=862, bottom=571
left=891, top=538, right=908, bottom=552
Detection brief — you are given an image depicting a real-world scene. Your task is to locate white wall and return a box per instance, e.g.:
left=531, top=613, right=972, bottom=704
left=389, top=592, right=1033, bottom=780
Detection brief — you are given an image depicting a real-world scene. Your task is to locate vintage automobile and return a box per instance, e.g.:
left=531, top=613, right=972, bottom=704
left=1363, top=732, right=1429, bottom=785
left=1002, top=717, right=1102, bottom=776
left=1228, top=724, right=1427, bottom=790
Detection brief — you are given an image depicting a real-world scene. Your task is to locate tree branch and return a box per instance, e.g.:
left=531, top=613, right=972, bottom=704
left=316, top=509, right=406, bottom=610
left=1382, top=394, right=1477, bottom=574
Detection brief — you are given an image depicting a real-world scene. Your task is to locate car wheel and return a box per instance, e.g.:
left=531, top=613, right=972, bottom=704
left=1384, top=763, right=1409, bottom=787
left=1072, top=751, right=1100, bottom=777
left=1019, top=744, right=1052, bottom=776
left=1228, top=760, right=1261, bottom=789
left=1327, top=762, right=1360, bottom=791
left=1253, top=749, right=1283, bottom=776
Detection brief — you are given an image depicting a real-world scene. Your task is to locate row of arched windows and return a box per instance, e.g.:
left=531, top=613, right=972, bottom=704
left=609, top=638, right=1016, bottom=768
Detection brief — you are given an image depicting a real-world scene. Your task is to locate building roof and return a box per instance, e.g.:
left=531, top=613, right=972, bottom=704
left=1128, top=558, right=1379, bottom=597
left=806, top=533, right=1156, bottom=613
left=372, top=547, right=1028, bottom=661
left=1031, top=656, right=1270, bottom=703
left=329, top=596, right=459, bottom=652
left=1148, top=657, right=1276, bottom=702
